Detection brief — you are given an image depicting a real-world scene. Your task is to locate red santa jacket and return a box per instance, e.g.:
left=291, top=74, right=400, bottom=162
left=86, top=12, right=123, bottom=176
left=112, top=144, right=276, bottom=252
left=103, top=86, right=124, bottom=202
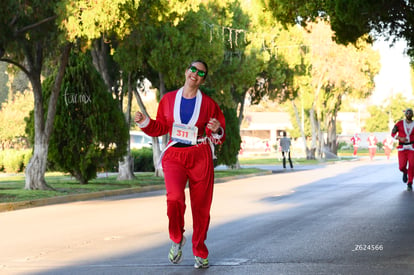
left=383, top=137, right=394, bottom=149
left=140, top=88, right=226, bottom=147
left=391, top=120, right=414, bottom=150
left=367, top=135, right=378, bottom=148
left=350, top=135, right=361, bottom=147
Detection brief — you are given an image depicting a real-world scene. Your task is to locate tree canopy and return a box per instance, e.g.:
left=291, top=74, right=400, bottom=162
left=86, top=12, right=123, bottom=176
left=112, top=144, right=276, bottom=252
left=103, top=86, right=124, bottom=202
left=0, top=0, right=72, bottom=190
left=275, top=21, right=380, bottom=158
left=264, top=0, right=414, bottom=57
left=365, top=94, right=412, bottom=132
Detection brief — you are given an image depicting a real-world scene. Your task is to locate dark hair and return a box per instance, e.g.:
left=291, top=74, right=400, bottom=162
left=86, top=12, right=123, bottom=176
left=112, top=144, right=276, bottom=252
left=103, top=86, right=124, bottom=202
left=189, top=59, right=208, bottom=79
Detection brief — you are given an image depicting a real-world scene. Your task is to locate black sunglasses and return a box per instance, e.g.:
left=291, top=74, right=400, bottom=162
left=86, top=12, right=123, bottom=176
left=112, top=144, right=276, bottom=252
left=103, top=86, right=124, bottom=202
left=188, top=66, right=206, bottom=77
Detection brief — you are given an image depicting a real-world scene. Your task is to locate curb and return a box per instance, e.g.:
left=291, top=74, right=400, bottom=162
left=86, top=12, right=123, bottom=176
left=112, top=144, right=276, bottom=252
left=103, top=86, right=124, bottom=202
left=214, top=171, right=272, bottom=183
left=0, top=185, right=166, bottom=213
left=0, top=171, right=272, bottom=213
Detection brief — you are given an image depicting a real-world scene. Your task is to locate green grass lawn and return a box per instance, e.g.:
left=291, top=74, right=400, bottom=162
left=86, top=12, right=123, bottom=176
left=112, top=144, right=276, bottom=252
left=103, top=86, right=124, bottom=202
left=0, top=168, right=265, bottom=203
left=239, top=157, right=322, bottom=165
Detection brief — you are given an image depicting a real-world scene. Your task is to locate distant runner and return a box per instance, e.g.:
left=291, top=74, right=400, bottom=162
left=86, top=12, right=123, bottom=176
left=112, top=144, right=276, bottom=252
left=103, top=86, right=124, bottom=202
left=279, top=132, right=293, bottom=169
left=391, top=108, right=414, bottom=190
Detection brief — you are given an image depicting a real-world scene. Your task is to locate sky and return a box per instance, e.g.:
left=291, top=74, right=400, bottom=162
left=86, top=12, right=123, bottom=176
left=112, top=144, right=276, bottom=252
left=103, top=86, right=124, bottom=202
left=370, top=39, right=413, bottom=105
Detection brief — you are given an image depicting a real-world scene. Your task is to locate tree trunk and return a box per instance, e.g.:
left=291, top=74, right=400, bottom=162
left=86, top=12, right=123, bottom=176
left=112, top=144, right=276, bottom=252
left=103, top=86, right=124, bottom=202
left=326, top=93, right=341, bottom=156
left=151, top=72, right=167, bottom=177
left=73, top=170, right=88, bottom=185
left=91, top=38, right=113, bottom=92
left=118, top=155, right=135, bottom=180
left=232, top=89, right=248, bottom=170
left=291, top=99, right=310, bottom=159
left=25, top=43, right=72, bottom=190
left=25, top=141, right=50, bottom=190
left=326, top=114, right=338, bottom=156
left=91, top=38, right=135, bottom=179
left=308, top=107, right=317, bottom=160
left=152, top=137, right=163, bottom=177
left=117, top=72, right=136, bottom=180
left=159, top=72, right=167, bottom=98
left=237, top=90, right=248, bottom=127
left=317, top=123, right=324, bottom=159
left=133, top=73, right=164, bottom=177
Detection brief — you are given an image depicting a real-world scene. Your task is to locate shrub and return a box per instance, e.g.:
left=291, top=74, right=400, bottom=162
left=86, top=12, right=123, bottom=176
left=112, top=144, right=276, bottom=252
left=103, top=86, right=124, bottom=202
left=0, top=151, right=4, bottom=172
left=132, top=148, right=154, bottom=172
left=338, top=141, right=350, bottom=150
left=377, top=141, right=383, bottom=150
left=26, top=51, right=128, bottom=184
left=0, top=149, right=31, bottom=173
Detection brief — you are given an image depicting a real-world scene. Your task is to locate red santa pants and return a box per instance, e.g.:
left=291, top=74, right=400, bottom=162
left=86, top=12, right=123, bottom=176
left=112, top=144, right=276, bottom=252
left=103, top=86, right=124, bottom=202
left=398, top=149, right=414, bottom=183
left=353, top=146, right=358, bottom=156
left=369, top=147, right=376, bottom=160
left=384, top=148, right=391, bottom=159
left=162, top=143, right=214, bottom=259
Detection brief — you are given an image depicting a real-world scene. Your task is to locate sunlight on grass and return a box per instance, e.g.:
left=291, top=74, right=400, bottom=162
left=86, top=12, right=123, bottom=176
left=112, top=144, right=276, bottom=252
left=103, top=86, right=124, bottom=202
left=0, top=168, right=267, bottom=203
left=239, top=157, right=321, bottom=165
left=0, top=155, right=351, bottom=204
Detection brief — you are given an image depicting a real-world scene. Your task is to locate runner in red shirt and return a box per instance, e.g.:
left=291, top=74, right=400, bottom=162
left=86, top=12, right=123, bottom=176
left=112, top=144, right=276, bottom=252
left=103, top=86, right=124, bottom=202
left=135, top=60, right=225, bottom=268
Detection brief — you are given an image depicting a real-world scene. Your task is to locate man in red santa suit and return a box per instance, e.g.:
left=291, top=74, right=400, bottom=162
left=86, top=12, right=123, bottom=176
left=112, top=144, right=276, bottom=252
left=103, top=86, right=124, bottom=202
left=367, top=133, right=378, bottom=160
left=134, top=60, right=225, bottom=269
left=350, top=133, right=361, bottom=156
left=383, top=136, right=394, bottom=160
left=391, top=108, right=414, bottom=190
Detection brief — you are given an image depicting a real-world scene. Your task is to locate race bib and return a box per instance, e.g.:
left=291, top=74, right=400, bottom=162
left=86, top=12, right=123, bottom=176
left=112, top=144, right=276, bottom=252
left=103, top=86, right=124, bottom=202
left=171, top=123, right=198, bottom=145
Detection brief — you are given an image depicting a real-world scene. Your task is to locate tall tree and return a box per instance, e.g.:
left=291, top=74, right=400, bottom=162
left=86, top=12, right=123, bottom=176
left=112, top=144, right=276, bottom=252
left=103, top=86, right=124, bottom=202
left=264, top=0, right=414, bottom=58
left=365, top=94, right=412, bottom=132
left=199, top=1, right=288, bottom=166
left=27, top=50, right=129, bottom=184
left=112, top=0, right=169, bottom=177
left=58, top=0, right=138, bottom=180
left=271, top=20, right=380, bottom=159
left=269, top=25, right=312, bottom=157
left=0, top=0, right=72, bottom=189
left=302, top=22, right=379, bottom=157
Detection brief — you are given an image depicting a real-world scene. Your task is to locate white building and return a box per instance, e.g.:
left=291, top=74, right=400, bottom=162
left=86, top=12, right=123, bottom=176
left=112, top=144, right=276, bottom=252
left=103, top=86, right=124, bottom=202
left=240, top=111, right=373, bottom=150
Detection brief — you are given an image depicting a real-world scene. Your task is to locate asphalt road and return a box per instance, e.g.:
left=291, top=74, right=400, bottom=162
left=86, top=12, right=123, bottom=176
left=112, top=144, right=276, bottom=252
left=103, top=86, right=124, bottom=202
left=1, top=158, right=414, bottom=275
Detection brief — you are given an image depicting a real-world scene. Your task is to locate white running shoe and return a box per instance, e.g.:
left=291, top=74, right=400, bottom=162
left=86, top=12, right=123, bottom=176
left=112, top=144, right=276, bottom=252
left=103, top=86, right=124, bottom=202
left=168, top=236, right=186, bottom=264
left=194, top=256, right=209, bottom=269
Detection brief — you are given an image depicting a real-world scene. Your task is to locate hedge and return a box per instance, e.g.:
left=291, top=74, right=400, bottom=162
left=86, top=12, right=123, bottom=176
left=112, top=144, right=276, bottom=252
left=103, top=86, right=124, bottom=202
left=0, top=148, right=154, bottom=174
left=131, top=147, right=155, bottom=172
left=0, top=149, right=32, bottom=173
